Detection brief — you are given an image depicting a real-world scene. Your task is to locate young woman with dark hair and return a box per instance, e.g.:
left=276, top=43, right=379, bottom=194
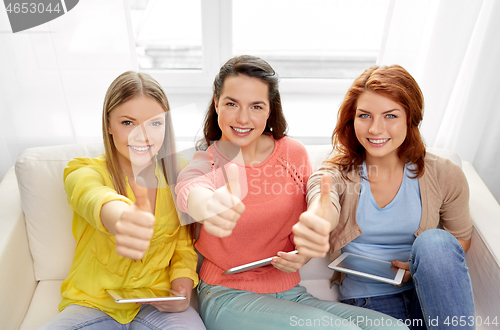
left=293, top=65, right=475, bottom=330
left=176, top=56, right=408, bottom=330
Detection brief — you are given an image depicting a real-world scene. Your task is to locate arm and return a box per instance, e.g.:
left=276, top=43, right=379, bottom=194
left=148, top=225, right=199, bottom=313
left=185, top=164, right=245, bottom=238
left=439, top=159, right=473, bottom=251
left=392, top=158, right=473, bottom=285
left=100, top=183, right=156, bottom=261
left=64, top=160, right=155, bottom=260
left=292, top=174, right=338, bottom=258
left=168, top=224, right=199, bottom=289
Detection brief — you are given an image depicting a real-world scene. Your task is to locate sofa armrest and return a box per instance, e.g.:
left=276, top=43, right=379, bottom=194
left=462, top=161, right=500, bottom=328
left=0, top=167, right=37, bottom=330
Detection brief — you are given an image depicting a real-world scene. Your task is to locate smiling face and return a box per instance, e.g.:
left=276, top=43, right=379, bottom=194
left=215, top=75, right=271, bottom=150
left=107, top=95, right=166, bottom=173
left=354, top=91, right=407, bottom=163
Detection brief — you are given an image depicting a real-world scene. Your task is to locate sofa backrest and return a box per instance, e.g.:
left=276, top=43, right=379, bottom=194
left=15, top=143, right=104, bottom=281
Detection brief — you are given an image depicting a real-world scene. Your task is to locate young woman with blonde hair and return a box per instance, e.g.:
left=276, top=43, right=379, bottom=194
left=39, top=71, right=205, bottom=329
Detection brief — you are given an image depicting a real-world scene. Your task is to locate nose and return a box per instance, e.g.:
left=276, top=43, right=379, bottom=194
left=236, top=108, right=250, bottom=125
left=130, top=123, right=150, bottom=144
left=368, top=117, right=384, bottom=135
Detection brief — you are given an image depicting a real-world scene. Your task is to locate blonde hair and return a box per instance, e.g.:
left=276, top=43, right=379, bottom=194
left=102, top=71, right=177, bottom=196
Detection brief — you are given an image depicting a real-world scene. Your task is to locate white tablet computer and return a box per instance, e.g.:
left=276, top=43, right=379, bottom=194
left=328, top=252, right=405, bottom=285
left=223, top=250, right=298, bottom=275
left=106, top=287, right=186, bottom=303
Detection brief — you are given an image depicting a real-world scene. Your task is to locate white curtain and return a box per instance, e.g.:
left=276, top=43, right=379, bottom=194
left=0, top=0, right=136, bottom=178
left=378, top=0, right=500, bottom=203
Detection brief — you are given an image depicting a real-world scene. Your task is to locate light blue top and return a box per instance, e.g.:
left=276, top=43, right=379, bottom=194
left=338, top=162, right=421, bottom=300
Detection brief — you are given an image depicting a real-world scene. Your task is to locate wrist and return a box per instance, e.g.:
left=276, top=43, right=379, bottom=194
left=187, top=187, right=214, bottom=221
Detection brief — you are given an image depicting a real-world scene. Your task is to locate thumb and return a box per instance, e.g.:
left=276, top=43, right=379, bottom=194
left=130, top=177, right=152, bottom=214
left=225, top=163, right=241, bottom=199
left=316, top=174, right=331, bottom=218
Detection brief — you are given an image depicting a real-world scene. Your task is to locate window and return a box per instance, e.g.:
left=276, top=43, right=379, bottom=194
left=233, top=0, right=390, bottom=79
left=129, top=0, right=203, bottom=70
left=127, top=0, right=391, bottom=92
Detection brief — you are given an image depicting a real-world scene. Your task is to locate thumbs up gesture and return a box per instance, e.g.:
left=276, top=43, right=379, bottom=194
left=202, top=163, right=246, bottom=238
left=114, top=179, right=156, bottom=260
left=292, top=174, right=337, bottom=258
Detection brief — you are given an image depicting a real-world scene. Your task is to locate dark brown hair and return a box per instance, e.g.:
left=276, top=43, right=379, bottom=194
left=327, top=65, right=426, bottom=178
left=197, top=55, right=287, bottom=150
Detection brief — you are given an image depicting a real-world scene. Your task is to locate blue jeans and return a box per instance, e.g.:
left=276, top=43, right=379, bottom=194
left=344, top=229, right=475, bottom=330
left=342, top=289, right=425, bottom=330
left=37, top=304, right=206, bottom=330
left=197, top=280, right=409, bottom=330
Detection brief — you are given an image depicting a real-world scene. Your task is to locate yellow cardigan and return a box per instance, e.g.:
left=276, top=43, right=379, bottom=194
left=59, top=154, right=198, bottom=324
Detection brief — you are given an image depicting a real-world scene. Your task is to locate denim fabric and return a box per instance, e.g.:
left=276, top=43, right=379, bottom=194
left=197, top=281, right=409, bottom=330
left=342, top=229, right=475, bottom=330
left=37, top=304, right=205, bottom=330
left=342, top=289, right=425, bottom=330
left=410, top=229, right=475, bottom=330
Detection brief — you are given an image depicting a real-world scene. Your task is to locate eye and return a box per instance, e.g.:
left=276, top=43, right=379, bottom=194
left=386, top=114, right=397, bottom=119
left=251, top=105, right=263, bottom=110
left=121, top=120, right=133, bottom=126
left=358, top=113, right=370, bottom=119
left=226, top=102, right=236, bottom=107
left=149, top=120, right=164, bottom=127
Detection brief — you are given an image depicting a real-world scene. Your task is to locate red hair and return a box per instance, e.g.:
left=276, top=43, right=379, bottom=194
left=327, top=65, right=426, bottom=178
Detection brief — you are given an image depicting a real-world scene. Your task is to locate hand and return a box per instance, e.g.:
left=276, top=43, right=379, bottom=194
left=392, top=260, right=412, bottom=286
left=271, top=251, right=311, bottom=273
left=293, top=174, right=336, bottom=258
left=115, top=179, right=155, bottom=260
left=203, top=164, right=245, bottom=237
left=145, top=284, right=191, bottom=313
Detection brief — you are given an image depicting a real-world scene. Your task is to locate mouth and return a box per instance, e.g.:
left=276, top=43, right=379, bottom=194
left=231, top=126, right=253, bottom=134
left=367, top=138, right=390, bottom=144
left=129, top=145, right=152, bottom=152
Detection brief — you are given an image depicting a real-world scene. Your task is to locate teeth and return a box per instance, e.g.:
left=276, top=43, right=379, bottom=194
left=368, top=138, right=390, bottom=144
left=130, top=145, right=151, bottom=151
left=232, top=127, right=252, bottom=133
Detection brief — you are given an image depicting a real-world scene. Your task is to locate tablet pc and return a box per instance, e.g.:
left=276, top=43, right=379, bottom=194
left=105, top=287, right=186, bottom=303
left=328, top=252, right=405, bottom=285
left=223, top=250, right=298, bottom=275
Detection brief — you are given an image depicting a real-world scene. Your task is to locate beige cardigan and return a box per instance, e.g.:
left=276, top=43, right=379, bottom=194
left=306, top=152, right=473, bottom=285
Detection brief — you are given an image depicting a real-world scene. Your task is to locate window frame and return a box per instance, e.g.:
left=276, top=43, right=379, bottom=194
left=126, top=0, right=372, bottom=95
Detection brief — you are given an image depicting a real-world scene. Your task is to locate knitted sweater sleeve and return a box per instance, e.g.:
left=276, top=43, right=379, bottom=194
left=175, top=150, right=216, bottom=213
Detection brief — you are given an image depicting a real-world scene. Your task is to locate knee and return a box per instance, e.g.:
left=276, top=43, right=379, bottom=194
left=411, top=229, right=465, bottom=272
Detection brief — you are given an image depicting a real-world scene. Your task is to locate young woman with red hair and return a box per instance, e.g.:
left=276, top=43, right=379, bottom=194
left=293, top=65, right=475, bottom=330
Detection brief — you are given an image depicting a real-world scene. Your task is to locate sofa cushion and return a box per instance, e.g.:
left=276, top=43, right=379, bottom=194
left=19, top=280, right=62, bottom=330
left=15, top=143, right=104, bottom=281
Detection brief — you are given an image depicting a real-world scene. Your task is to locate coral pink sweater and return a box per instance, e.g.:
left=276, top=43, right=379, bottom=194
left=176, top=136, right=312, bottom=293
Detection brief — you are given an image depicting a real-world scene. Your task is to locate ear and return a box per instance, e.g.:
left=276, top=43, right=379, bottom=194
left=107, top=121, right=113, bottom=135
left=214, top=96, right=219, bottom=115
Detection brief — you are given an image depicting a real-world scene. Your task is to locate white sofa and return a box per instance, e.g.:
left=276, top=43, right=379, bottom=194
left=0, top=143, right=499, bottom=330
